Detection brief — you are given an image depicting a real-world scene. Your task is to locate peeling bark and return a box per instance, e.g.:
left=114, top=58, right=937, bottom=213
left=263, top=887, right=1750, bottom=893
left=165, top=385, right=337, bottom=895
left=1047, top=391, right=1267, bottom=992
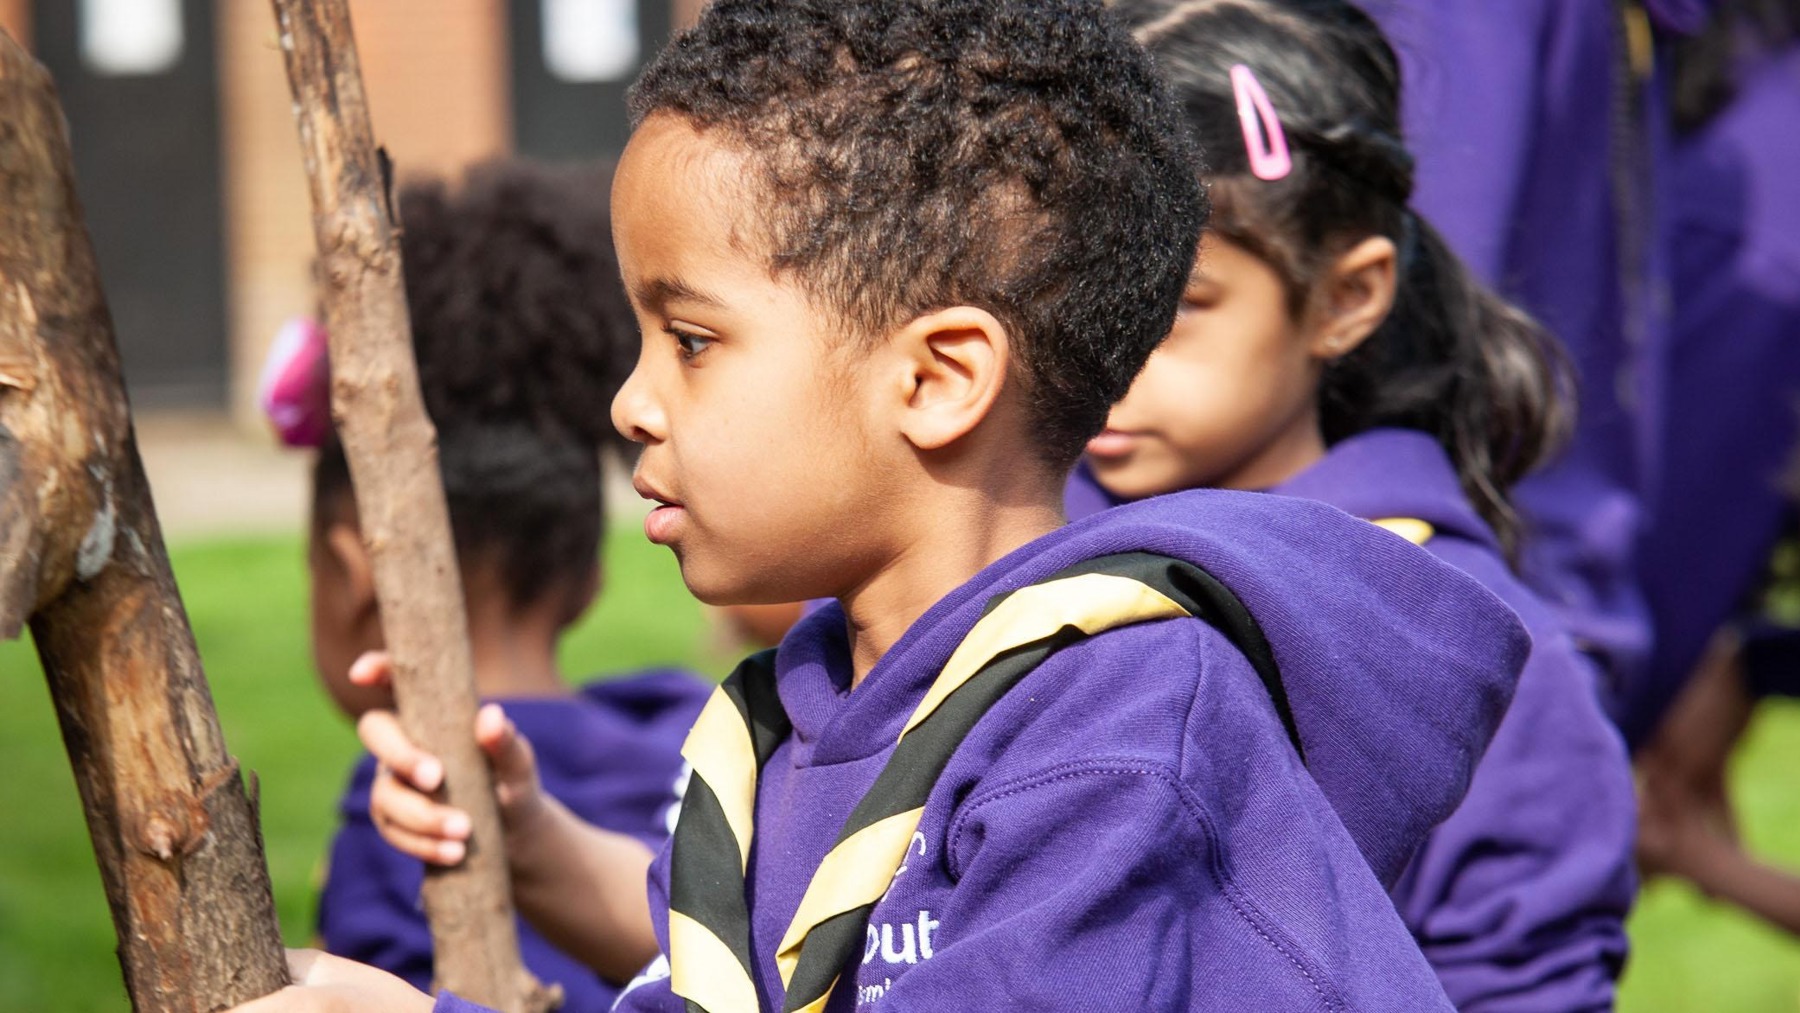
left=268, top=3, right=554, bottom=1010
left=0, top=29, right=288, bottom=1011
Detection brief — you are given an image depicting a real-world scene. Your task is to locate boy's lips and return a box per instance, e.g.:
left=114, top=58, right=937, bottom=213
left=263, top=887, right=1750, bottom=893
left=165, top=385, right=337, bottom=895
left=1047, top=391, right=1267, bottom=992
left=644, top=503, right=686, bottom=545
left=1084, top=428, right=1142, bottom=459
left=632, top=475, right=686, bottom=545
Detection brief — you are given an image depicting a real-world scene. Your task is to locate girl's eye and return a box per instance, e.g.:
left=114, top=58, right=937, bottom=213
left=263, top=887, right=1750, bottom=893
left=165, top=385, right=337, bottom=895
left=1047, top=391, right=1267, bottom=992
left=667, top=327, right=714, bottom=360
left=1181, top=288, right=1221, bottom=312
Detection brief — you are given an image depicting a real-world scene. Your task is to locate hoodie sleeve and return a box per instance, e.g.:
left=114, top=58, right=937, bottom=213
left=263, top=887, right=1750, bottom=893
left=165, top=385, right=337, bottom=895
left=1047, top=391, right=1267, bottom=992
left=876, top=630, right=1455, bottom=1012
left=1390, top=637, right=1636, bottom=1012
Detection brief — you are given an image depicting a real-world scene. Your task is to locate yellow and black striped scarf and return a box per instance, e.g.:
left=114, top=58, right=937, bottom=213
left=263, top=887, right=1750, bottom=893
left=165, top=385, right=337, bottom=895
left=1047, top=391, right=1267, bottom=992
left=664, top=550, right=1312, bottom=1013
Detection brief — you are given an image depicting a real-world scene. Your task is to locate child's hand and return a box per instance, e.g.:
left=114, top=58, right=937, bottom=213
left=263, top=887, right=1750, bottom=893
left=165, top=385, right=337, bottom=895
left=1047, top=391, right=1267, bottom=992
left=1636, top=765, right=1733, bottom=883
left=351, top=651, right=548, bottom=865
left=1635, top=628, right=1753, bottom=842
left=228, top=949, right=433, bottom=1012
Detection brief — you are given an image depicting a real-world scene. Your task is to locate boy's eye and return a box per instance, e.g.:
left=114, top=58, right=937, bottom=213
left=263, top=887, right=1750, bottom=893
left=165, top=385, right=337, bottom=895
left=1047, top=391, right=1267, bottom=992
left=666, top=326, right=714, bottom=360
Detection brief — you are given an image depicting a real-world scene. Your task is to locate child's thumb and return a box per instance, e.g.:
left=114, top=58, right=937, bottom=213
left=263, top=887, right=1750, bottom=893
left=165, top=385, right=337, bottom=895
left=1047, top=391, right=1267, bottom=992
left=474, top=703, right=537, bottom=787
left=347, top=650, right=395, bottom=687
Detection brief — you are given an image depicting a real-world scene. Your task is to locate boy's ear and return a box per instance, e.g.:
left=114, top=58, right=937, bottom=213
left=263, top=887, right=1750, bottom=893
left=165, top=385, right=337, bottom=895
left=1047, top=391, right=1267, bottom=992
left=889, top=306, right=1012, bottom=452
left=1309, top=234, right=1398, bottom=360
left=324, top=521, right=380, bottom=626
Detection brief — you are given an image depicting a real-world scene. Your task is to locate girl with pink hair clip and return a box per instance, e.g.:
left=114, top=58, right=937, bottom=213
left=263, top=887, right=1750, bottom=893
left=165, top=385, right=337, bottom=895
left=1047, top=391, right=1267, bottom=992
left=1073, top=3, right=1639, bottom=1010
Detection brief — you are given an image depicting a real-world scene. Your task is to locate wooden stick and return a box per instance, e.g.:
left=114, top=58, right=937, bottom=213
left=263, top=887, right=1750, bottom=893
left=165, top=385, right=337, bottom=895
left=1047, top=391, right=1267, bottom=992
left=269, top=3, right=554, bottom=1010
left=0, top=30, right=288, bottom=1011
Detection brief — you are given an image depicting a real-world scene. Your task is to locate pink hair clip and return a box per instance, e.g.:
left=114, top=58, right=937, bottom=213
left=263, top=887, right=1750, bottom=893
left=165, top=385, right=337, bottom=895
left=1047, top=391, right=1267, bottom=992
left=1230, top=63, right=1292, bottom=182
left=258, top=315, right=333, bottom=449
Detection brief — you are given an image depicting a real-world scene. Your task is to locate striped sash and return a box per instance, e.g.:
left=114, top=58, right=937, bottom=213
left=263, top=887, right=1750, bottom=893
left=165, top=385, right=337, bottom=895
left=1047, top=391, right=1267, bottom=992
left=667, top=551, right=1298, bottom=1013
left=1370, top=517, right=1435, bottom=545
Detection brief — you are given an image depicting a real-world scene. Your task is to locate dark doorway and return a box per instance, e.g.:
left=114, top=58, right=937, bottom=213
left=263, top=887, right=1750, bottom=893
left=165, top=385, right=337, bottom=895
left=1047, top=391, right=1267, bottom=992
left=509, top=0, right=673, bottom=160
left=33, top=0, right=226, bottom=409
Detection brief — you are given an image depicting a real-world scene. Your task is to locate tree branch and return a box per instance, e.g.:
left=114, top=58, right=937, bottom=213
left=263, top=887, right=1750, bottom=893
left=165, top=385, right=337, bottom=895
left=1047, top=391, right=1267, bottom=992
left=0, top=29, right=288, bottom=1011
left=268, top=3, right=554, bottom=1009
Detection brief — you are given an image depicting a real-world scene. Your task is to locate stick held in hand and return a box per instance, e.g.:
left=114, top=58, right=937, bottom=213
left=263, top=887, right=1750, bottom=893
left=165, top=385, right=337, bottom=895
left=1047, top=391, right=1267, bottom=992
left=268, top=2, right=554, bottom=1010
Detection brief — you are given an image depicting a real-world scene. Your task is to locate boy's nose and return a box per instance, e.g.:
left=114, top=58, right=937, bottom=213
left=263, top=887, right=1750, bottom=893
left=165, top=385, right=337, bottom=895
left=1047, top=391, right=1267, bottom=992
left=611, top=364, right=666, bottom=445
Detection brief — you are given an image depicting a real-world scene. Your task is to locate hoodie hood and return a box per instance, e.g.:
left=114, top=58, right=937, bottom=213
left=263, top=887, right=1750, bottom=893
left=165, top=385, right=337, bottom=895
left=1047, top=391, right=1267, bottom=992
left=1275, top=429, right=1498, bottom=552
left=784, top=482, right=1527, bottom=886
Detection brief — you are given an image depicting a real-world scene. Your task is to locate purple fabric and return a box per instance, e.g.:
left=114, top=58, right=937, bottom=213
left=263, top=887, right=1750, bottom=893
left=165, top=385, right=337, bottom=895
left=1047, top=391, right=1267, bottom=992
left=1621, top=44, right=1800, bottom=746
left=1275, top=430, right=1637, bottom=1011
left=1643, top=0, right=1717, bottom=36
left=1359, top=0, right=1658, bottom=691
left=611, top=490, right=1527, bottom=1010
left=318, top=669, right=710, bottom=1012
left=431, top=994, right=494, bottom=1013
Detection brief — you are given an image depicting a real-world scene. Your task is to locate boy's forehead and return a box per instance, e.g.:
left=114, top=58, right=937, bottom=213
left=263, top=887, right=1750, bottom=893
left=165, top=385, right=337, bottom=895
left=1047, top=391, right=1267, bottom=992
left=617, top=117, right=748, bottom=213
left=614, top=116, right=763, bottom=261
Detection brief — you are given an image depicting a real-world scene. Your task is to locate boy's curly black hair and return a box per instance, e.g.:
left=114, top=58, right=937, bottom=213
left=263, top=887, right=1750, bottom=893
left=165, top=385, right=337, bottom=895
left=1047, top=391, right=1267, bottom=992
left=627, top=0, right=1208, bottom=467
left=314, top=159, right=636, bottom=616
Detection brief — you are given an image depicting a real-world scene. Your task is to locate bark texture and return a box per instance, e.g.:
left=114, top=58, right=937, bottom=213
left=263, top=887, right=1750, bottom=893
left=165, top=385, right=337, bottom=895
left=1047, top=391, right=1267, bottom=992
left=0, top=29, right=289, bottom=1012
left=269, top=3, right=553, bottom=1009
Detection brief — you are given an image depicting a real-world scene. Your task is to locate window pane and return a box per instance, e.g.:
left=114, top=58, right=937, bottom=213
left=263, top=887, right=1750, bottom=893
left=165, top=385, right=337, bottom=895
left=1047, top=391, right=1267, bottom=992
left=543, top=0, right=639, bottom=83
left=80, top=0, right=183, bottom=76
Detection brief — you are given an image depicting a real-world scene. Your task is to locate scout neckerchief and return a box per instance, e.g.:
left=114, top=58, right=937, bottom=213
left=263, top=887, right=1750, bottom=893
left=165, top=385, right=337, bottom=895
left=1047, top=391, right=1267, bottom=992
left=666, top=550, right=1305, bottom=1013
left=1370, top=517, right=1434, bottom=546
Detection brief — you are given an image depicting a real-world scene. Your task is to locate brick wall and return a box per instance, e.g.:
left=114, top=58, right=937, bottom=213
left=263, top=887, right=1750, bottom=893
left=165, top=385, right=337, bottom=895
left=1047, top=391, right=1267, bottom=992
left=0, top=0, right=26, bottom=48
left=218, top=0, right=510, bottom=429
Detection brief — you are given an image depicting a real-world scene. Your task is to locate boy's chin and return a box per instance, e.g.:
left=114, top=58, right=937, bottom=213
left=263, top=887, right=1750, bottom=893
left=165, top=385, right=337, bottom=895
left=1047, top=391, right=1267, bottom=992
left=675, top=559, right=809, bottom=610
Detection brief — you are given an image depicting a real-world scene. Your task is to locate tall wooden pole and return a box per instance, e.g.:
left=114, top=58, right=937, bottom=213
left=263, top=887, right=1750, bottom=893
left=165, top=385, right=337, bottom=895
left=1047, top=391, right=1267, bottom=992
left=0, top=30, right=288, bottom=1012
left=269, top=2, right=553, bottom=1010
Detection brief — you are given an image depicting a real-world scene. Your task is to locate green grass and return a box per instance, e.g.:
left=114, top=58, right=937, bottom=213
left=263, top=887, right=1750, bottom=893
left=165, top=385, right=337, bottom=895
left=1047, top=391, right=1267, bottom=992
left=0, top=527, right=724, bottom=1012
left=2, top=532, right=1799, bottom=1009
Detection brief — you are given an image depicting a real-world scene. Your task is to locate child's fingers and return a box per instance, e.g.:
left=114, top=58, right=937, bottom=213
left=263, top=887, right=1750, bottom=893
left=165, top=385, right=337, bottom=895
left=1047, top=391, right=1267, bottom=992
left=347, top=650, right=395, bottom=688
left=474, top=703, right=540, bottom=793
left=369, top=767, right=472, bottom=838
left=369, top=774, right=472, bottom=865
left=375, top=818, right=469, bottom=866
left=356, top=709, right=443, bottom=792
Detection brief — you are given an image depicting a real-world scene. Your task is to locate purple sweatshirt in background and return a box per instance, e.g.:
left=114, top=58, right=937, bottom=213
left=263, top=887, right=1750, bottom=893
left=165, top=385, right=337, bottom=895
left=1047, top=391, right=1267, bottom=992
left=320, top=669, right=709, bottom=1012
left=1625, top=41, right=1800, bottom=739
left=1276, top=430, right=1638, bottom=1011
left=1359, top=0, right=1657, bottom=691
left=560, top=489, right=1527, bottom=1012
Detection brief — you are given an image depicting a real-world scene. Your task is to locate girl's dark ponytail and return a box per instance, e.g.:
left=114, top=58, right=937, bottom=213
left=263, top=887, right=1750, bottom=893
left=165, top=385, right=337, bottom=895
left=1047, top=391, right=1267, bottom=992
left=1118, top=0, right=1572, bottom=560
left=1327, top=213, right=1572, bottom=558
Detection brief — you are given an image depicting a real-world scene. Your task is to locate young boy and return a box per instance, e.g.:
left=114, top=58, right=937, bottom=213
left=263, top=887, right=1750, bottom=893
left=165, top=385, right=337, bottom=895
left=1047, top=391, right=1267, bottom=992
left=240, top=2, right=1530, bottom=1010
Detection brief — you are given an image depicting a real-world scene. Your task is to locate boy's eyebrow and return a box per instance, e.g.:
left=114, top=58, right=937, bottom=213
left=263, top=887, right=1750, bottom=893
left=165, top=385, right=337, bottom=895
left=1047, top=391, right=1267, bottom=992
left=634, top=276, right=728, bottom=310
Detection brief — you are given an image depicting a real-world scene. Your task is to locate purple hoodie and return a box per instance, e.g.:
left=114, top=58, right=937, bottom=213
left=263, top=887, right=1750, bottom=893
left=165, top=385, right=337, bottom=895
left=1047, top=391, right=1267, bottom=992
left=1275, top=430, right=1638, bottom=1011
left=320, top=669, right=709, bottom=1012
left=1625, top=41, right=1800, bottom=742
left=515, top=488, right=1522, bottom=1012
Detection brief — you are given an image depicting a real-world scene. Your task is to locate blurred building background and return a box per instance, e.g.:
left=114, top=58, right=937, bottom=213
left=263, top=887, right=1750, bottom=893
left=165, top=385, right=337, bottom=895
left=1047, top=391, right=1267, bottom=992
left=0, top=0, right=700, bottom=433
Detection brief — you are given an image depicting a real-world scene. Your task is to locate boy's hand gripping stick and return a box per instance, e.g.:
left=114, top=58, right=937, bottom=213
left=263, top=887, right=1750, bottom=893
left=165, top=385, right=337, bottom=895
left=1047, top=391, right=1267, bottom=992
left=270, top=2, right=556, bottom=1010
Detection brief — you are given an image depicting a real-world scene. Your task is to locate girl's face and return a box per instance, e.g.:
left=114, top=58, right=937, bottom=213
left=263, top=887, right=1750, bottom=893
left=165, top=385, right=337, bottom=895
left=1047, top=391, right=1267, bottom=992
left=307, top=505, right=390, bottom=719
left=1085, top=233, right=1339, bottom=498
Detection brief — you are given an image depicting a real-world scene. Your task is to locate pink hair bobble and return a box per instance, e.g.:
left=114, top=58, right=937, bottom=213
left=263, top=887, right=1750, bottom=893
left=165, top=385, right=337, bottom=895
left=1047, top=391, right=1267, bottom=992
left=1230, top=63, right=1292, bottom=182
left=258, top=315, right=333, bottom=449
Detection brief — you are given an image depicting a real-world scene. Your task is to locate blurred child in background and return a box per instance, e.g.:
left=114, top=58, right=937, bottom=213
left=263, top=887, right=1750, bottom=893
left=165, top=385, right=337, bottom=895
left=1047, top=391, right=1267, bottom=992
left=260, top=159, right=709, bottom=1011
left=1631, top=0, right=1800, bottom=936
left=1352, top=0, right=1664, bottom=705
left=1074, top=1, right=1639, bottom=1007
